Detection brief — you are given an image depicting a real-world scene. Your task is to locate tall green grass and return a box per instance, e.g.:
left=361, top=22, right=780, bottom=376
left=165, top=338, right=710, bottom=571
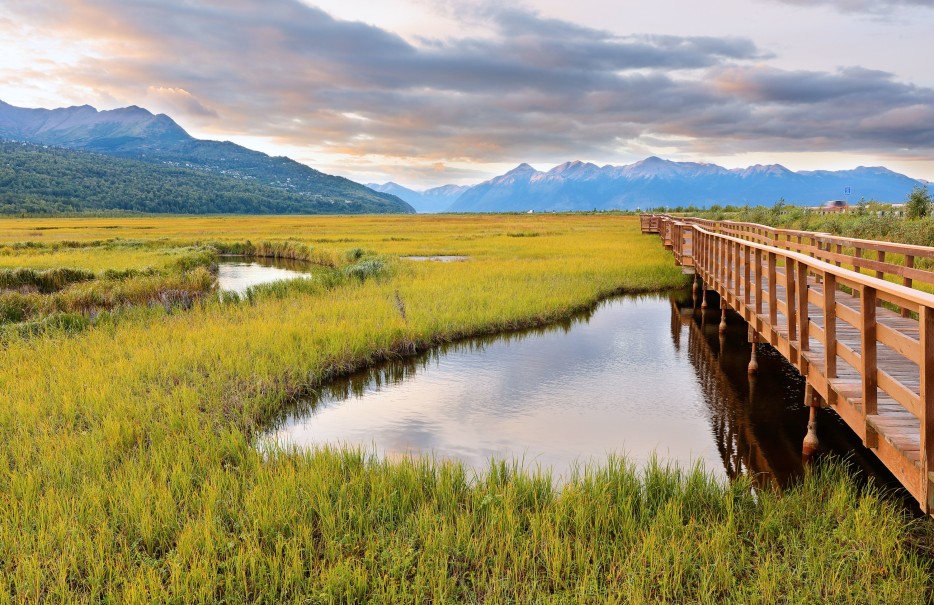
left=0, top=214, right=928, bottom=602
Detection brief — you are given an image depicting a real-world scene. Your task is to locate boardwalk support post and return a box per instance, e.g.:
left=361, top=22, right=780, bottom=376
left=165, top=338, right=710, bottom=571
left=802, top=383, right=819, bottom=461
left=748, top=332, right=759, bottom=375
left=719, top=305, right=728, bottom=334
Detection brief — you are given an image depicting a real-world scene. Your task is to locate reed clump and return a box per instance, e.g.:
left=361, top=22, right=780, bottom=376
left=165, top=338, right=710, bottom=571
left=0, top=267, right=215, bottom=327
left=0, top=266, right=95, bottom=293
left=213, top=240, right=338, bottom=267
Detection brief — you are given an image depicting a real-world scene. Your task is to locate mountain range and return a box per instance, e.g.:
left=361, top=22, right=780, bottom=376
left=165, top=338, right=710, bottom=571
left=373, top=158, right=925, bottom=213
left=0, top=100, right=926, bottom=215
left=366, top=182, right=470, bottom=213
left=0, top=100, right=414, bottom=214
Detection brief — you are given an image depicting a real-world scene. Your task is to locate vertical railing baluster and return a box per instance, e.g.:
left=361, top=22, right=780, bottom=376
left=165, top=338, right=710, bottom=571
left=755, top=249, right=763, bottom=317
left=731, top=240, right=737, bottom=302
left=744, top=246, right=751, bottom=310
left=903, top=255, right=914, bottom=318
left=797, top=261, right=809, bottom=359
left=768, top=252, right=778, bottom=329
left=787, top=258, right=798, bottom=345
left=861, top=285, right=878, bottom=448
left=920, top=305, right=934, bottom=513
left=854, top=247, right=862, bottom=299
left=824, top=273, right=837, bottom=403
left=728, top=240, right=734, bottom=297
left=876, top=251, right=886, bottom=307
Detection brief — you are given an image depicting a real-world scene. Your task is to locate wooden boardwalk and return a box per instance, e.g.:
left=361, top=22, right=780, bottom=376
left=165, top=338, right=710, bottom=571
left=642, top=214, right=934, bottom=513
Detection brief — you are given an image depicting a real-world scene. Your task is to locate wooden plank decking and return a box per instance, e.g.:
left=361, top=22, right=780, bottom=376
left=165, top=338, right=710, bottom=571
left=642, top=214, right=934, bottom=513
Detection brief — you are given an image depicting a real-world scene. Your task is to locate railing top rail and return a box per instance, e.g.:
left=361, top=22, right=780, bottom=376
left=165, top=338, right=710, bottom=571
left=650, top=214, right=934, bottom=259
left=688, top=222, right=934, bottom=309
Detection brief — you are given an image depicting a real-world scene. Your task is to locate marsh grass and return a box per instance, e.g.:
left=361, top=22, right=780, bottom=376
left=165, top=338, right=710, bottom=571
left=0, top=214, right=929, bottom=602
left=0, top=267, right=215, bottom=327
left=213, top=240, right=338, bottom=267
left=0, top=267, right=95, bottom=293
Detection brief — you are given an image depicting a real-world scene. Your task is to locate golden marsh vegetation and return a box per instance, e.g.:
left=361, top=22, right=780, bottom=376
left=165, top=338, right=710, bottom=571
left=0, top=214, right=930, bottom=603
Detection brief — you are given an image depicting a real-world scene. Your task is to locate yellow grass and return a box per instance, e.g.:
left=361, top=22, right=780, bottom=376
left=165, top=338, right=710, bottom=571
left=0, top=214, right=929, bottom=602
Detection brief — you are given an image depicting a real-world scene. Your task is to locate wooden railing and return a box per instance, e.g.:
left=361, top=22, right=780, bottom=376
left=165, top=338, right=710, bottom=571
left=680, top=217, right=934, bottom=317
left=642, top=214, right=934, bottom=513
left=639, top=214, right=660, bottom=234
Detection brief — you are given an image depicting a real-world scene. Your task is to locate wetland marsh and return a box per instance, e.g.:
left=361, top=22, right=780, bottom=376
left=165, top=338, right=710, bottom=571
left=0, top=214, right=930, bottom=603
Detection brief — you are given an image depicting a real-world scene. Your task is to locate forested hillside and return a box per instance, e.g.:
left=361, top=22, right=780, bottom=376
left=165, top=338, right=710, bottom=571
left=0, top=141, right=414, bottom=215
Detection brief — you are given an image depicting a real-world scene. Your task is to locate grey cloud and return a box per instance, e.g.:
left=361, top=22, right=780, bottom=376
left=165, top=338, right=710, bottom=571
left=764, top=0, right=932, bottom=12
left=5, top=0, right=934, bottom=166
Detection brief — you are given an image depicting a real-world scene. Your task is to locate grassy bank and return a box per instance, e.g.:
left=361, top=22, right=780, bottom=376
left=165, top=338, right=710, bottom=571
left=0, top=214, right=930, bottom=602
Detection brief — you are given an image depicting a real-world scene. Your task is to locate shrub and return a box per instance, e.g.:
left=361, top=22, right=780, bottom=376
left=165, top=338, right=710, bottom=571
left=906, top=185, right=932, bottom=220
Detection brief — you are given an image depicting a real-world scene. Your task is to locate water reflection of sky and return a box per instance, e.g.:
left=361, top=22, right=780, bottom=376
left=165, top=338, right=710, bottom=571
left=267, top=294, right=726, bottom=481
left=217, top=260, right=313, bottom=295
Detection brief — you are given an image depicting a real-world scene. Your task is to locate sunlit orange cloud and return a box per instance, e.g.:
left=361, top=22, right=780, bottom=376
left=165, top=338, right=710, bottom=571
left=2, top=0, right=934, bottom=186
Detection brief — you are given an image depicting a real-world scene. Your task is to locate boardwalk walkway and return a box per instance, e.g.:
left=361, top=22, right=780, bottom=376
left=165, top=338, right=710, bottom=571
left=642, top=214, right=934, bottom=513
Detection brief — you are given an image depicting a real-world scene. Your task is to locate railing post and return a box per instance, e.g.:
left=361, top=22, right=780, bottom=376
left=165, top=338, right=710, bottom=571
left=768, top=252, right=778, bottom=329
left=744, top=246, right=751, bottom=309
left=876, top=251, right=886, bottom=307
left=861, top=286, right=878, bottom=448
left=728, top=240, right=734, bottom=295
left=797, top=261, right=809, bottom=359
left=853, top=247, right=862, bottom=299
left=734, top=241, right=742, bottom=300
left=721, top=237, right=728, bottom=293
left=903, top=255, right=914, bottom=318
left=824, top=273, right=837, bottom=404
left=921, top=305, right=934, bottom=513
left=755, top=249, right=763, bottom=316
left=787, top=258, right=798, bottom=346
left=701, top=232, right=709, bottom=309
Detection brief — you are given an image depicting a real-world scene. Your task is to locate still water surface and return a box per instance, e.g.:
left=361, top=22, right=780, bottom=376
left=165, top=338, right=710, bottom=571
left=217, top=258, right=316, bottom=295
left=264, top=289, right=896, bottom=488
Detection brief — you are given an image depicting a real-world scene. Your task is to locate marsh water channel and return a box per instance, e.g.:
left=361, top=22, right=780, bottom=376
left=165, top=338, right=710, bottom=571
left=216, top=257, right=319, bottom=295
left=256, top=277, right=903, bottom=495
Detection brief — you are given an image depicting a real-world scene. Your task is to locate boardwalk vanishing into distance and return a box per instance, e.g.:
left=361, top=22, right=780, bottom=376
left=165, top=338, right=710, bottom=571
left=642, top=214, right=934, bottom=514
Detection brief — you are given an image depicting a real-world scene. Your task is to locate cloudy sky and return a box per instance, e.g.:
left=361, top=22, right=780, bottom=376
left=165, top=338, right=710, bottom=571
left=2, top=0, right=933, bottom=187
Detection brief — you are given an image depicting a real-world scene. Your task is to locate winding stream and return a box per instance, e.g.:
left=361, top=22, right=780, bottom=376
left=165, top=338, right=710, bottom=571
left=262, top=288, right=902, bottom=492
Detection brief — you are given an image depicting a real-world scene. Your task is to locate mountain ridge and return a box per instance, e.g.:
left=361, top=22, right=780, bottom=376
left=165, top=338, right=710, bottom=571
left=446, top=157, right=924, bottom=212
left=0, top=139, right=411, bottom=215
left=0, top=100, right=414, bottom=214
left=367, top=182, right=469, bottom=213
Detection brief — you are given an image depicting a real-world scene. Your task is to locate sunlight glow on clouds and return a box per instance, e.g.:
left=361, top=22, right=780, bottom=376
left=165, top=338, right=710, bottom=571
left=1, top=0, right=933, bottom=187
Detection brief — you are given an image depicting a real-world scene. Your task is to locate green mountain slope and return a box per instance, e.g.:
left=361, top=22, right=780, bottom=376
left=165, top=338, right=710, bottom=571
left=0, top=140, right=413, bottom=215
left=0, top=100, right=414, bottom=214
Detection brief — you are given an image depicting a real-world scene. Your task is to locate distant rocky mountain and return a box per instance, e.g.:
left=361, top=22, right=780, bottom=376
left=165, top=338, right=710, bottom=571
left=448, top=158, right=925, bottom=212
left=367, top=182, right=470, bottom=213
left=0, top=100, right=414, bottom=214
